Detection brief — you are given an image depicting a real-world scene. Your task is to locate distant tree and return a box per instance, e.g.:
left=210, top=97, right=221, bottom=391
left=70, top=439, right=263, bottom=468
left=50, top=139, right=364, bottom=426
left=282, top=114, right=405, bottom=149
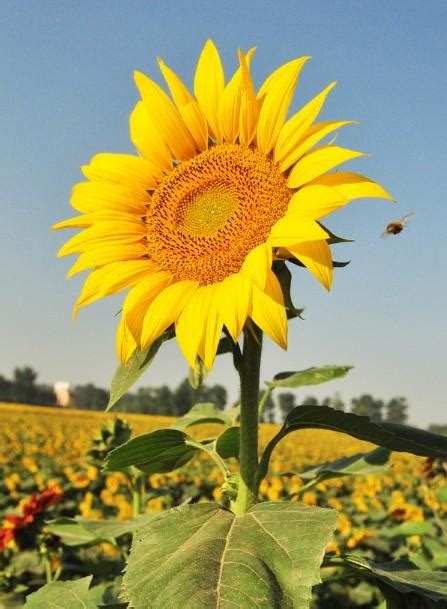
left=260, top=389, right=275, bottom=423
left=278, top=392, right=296, bottom=421
left=351, top=394, right=384, bottom=423
left=10, top=366, right=38, bottom=404
left=321, top=397, right=331, bottom=407
left=156, top=385, right=177, bottom=416
left=173, top=379, right=196, bottom=416
left=73, top=384, right=108, bottom=411
left=428, top=424, right=447, bottom=435
left=302, top=396, right=319, bottom=406
left=0, top=375, right=12, bottom=402
left=385, top=397, right=408, bottom=424
left=331, top=393, right=345, bottom=411
left=201, top=384, right=227, bottom=409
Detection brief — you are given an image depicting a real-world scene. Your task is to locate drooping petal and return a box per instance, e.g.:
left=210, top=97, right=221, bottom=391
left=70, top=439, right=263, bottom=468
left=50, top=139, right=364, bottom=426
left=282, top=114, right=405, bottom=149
left=239, top=49, right=259, bottom=146
left=287, top=240, right=333, bottom=290
left=288, top=145, right=366, bottom=188
left=256, top=56, right=310, bottom=154
left=129, top=102, right=173, bottom=173
left=264, top=270, right=285, bottom=305
left=134, top=70, right=197, bottom=161
left=194, top=40, right=225, bottom=141
left=268, top=217, right=329, bottom=247
left=275, top=82, right=337, bottom=164
left=158, top=58, right=208, bottom=152
left=279, top=120, right=356, bottom=171
left=199, top=286, right=224, bottom=371
left=217, top=273, right=252, bottom=342
left=116, top=317, right=137, bottom=365
left=74, top=260, right=158, bottom=318
left=82, top=153, right=160, bottom=190
left=141, top=280, right=199, bottom=349
left=241, top=243, right=272, bottom=289
left=66, top=243, right=147, bottom=278
left=310, top=171, right=395, bottom=201
left=70, top=182, right=148, bottom=214
left=122, top=272, right=173, bottom=341
left=251, top=284, right=287, bottom=349
left=175, top=287, right=210, bottom=368
left=57, top=221, right=145, bottom=257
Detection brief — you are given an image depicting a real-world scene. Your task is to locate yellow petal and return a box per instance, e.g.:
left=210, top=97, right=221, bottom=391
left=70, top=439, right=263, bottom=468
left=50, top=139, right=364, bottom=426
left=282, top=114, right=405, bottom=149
left=66, top=243, right=147, bottom=278
left=279, top=120, right=355, bottom=171
left=218, top=48, right=255, bottom=144
left=53, top=211, right=139, bottom=230
left=129, top=102, right=172, bottom=173
left=256, top=56, right=310, bottom=154
left=194, top=39, right=225, bottom=141
left=241, top=243, right=272, bottom=289
left=239, top=49, right=259, bottom=146
left=251, top=285, right=287, bottom=349
left=74, top=260, right=157, bottom=318
left=275, top=82, right=336, bottom=164
left=288, top=146, right=366, bottom=189
left=264, top=270, right=285, bottom=305
left=158, top=58, right=208, bottom=151
left=268, top=217, right=329, bottom=247
left=134, top=70, right=197, bottom=161
left=116, top=317, right=137, bottom=365
left=174, top=287, right=209, bottom=368
left=217, top=273, right=252, bottom=342
left=309, top=171, right=395, bottom=201
left=286, top=240, right=333, bottom=290
left=70, top=181, right=148, bottom=215
left=82, top=153, right=159, bottom=190
left=286, top=185, right=348, bottom=219
left=122, top=272, right=173, bottom=341
left=57, top=221, right=145, bottom=257
left=200, top=286, right=223, bottom=371
left=141, top=280, right=199, bottom=349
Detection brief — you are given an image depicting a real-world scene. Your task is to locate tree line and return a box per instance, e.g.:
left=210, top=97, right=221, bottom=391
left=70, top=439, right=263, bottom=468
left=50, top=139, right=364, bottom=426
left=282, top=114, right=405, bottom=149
left=0, top=365, right=417, bottom=426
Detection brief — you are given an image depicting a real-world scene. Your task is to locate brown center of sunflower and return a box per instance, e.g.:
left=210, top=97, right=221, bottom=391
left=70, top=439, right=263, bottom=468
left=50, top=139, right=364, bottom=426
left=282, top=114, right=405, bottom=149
left=146, top=144, right=292, bottom=285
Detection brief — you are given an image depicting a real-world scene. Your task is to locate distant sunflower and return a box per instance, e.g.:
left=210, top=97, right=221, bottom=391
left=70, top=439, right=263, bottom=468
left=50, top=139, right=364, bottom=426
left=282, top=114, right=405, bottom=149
left=55, top=41, right=392, bottom=369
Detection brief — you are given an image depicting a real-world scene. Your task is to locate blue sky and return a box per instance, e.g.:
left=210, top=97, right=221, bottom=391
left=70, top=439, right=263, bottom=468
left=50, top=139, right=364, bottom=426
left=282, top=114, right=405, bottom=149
left=1, top=1, right=446, bottom=426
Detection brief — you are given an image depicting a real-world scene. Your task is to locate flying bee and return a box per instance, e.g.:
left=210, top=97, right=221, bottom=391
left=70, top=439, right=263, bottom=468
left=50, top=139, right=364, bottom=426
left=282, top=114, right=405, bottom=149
left=381, top=212, right=415, bottom=238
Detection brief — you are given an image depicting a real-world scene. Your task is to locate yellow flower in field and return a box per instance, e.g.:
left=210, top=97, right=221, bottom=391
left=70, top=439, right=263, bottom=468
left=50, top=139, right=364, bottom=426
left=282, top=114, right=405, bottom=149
left=55, top=40, right=392, bottom=369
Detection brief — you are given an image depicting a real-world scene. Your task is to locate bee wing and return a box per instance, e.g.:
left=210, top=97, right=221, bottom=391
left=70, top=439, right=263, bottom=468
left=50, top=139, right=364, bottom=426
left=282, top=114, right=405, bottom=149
left=400, top=211, right=415, bottom=225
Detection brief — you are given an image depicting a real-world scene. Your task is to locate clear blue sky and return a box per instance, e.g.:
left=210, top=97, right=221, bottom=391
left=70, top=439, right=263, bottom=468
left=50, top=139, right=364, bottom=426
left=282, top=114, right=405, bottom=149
left=1, top=1, right=446, bottom=426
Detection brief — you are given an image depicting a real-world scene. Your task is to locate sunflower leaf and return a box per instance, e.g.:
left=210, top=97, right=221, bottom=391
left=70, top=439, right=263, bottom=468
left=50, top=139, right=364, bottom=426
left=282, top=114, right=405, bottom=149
left=107, top=333, right=170, bottom=411
left=330, top=555, right=447, bottom=607
left=122, top=502, right=337, bottom=609
left=24, top=576, right=96, bottom=609
left=297, top=447, right=391, bottom=481
left=104, top=429, right=198, bottom=474
left=268, top=365, right=353, bottom=388
left=171, top=403, right=232, bottom=430
left=215, top=426, right=240, bottom=459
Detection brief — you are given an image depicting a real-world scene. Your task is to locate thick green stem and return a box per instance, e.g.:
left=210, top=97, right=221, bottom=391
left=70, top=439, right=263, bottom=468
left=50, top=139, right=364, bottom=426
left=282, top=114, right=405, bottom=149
left=232, top=325, right=263, bottom=516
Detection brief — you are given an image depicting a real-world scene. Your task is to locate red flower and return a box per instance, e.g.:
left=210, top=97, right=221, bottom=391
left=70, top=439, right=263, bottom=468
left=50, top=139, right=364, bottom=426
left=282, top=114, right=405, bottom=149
left=0, top=486, right=63, bottom=552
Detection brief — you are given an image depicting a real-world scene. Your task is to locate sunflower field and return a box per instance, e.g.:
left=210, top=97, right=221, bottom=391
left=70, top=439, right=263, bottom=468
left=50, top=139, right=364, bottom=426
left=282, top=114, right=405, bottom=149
left=1, top=401, right=446, bottom=608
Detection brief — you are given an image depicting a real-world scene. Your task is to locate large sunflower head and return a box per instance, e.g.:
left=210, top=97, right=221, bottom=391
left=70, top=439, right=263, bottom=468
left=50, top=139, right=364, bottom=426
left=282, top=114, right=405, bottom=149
left=55, top=41, right=392, bottom=370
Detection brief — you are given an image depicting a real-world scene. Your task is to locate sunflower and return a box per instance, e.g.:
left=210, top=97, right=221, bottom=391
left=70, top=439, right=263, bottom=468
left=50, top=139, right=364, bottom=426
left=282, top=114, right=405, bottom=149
left=55, top=40, right=392, bottom=370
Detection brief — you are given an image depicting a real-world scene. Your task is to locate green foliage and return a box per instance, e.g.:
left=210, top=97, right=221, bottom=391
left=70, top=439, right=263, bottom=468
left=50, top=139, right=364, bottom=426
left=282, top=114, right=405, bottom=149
left=104, top=429, right=198, bottom=474
left=0, top=366, right=56, bottom=407
left=87, top=418, right=132, bottom=467
left=122, top=502, right=337, bottom=609
left=332, top=555, right=447, bottom=608
left=215, top=427, right=240, bottom=459
left=170, top=402, right=232, bottom=430
left=298, top=447, right=391, bottom=481
left=269, top=365, right=353, bottom=389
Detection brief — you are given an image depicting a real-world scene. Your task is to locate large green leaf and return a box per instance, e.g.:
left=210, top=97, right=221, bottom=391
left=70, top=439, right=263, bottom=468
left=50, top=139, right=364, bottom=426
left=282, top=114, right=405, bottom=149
left=107, top=333, right=170, bottom=411
left=332, top=555, right=447, bottom=608
left=104, top=429, right=198, bottom=474
left=282, top=406, right=447, bottom=458
left=24, top=576, right=96, bottom=608
left=298, top=447, right=391, bottom=481
left=268, top=365, right=352, bottom=389
left=122, top=501, right=337, bottom=609
left=171, top=403, right=232, bottom=430
left=258, top=406, right=447, bottom=482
